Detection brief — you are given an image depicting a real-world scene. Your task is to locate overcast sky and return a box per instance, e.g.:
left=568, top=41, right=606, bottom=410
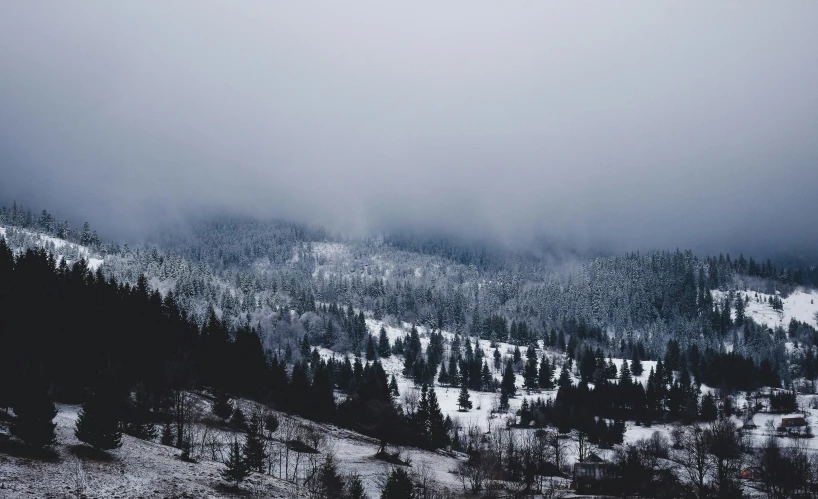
left=1, top=2, right=816, bottom=256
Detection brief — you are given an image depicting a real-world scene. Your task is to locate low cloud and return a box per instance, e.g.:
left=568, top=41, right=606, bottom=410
left=1, top=1, right=816, bottom=257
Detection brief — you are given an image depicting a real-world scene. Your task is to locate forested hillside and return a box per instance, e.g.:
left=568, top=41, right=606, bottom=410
left=3, top=203, right=818, bottom=498
left=2, top=203, right=816, bottom=375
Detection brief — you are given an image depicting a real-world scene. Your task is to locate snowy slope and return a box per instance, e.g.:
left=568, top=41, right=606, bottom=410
left=0, top=405, right=292, bottom=498
left=0, top=399, right=466, bottom=498
left=320, top=320, right=534, bottom=431
left=713, top=288, right=818, bottom=329
left=0, top=225, right=104, bottom=271
left=350, top=319, right=658, bottom=432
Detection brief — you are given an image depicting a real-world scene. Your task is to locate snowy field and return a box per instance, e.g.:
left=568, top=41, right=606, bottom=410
left=713, top=288, right=818, bottom=329
left=612, top=388, right=818, bottom=462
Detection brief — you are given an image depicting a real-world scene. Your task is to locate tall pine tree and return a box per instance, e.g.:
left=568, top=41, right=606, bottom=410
left=378, top=326, right=392, bottom=358
left=457, top=384, right=472, bottom=411
left=501, top=359, right=517, bottom=397
left=10, top=369, right=57, bottom=448
left=427, top=388, right=449, bottom=449
left=221, top=438, right=250, bottom=488
left=74, top=378, right=123, bottom=451
left=243, top=412, right=266, bottom=473
left=538, top=355, right=553, bottom=389
left=523, top=346, right=539, bottom=392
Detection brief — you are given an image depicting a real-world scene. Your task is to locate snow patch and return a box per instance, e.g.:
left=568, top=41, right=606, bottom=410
left=713, top=288, right=818, bottom=329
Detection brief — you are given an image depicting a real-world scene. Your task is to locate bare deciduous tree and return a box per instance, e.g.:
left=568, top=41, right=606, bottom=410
left=706, top=417, right=744, bottom=499
left=673, top=425, right=711, bottom=499
left=403, top=388, right=419, bottom=415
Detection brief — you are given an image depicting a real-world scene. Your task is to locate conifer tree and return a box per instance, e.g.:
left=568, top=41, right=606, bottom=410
left=464, top=338, right=474, bottom=362
left=212, top=390, right=234, bottom=421
left=700, top=393, right=718, bottom=421
left=324, top=321, right=336, bottom=347
left=74, top=380, right=123, bottom=451
left=230, top=407, right=248, bottom=431
left=10, top=371, right=57, bottom=448
left=381, top=467, right=414, bottom=499
left=449, top=355, right=460, bottom=386
left=300, top=335, right=311, bottom=358
left=366, top=334, right=378, bottom=361
left=405, top=326, right=422, bottom=363
left=427, top=388, right=449, bottom=449
left=80, top=222, right=91, bottom=245
left=426, top=330, right=445, bottom=369
left=389, top=375, right=400, bottom=398
left=310, top=348, right=321, bottom=369
left=481, top=362, right=493, bottom=390
left=538, top=355, right=553, bottom=389
left=160, top=423, right=174, bottom=446
left=654, top=359, right=667, bottom=388
left=311, top=454, right=344, bottom=497
left=631, top=349, right=644, bottom=377
left=403, top=350, right=415, bottom=377
left=437, top=362, right=449, bottom=385
left=378, top=326, right=392, bottom=358
left=619, top=360, right=633, bottom=386
left=243, top=412, right=266, bottom=472
left=606, top=358, right=618, bottom=378
left=122, top=383, right=157, bottom=441
left=221, top=438, right=250, bottom=488
left=457, top=384, right=472, bottom=412
left=345, top=474, right=367, bottom=499
left=567, top=335, right=577, bottom=358
left=416, top=384, right=429, bottom=423
left=558, top=364, right=572, bottom=390
left=734, top=295, right=745, bottom=326
left=309, top=360, right=336, bottom=421
left=501, top=359, right=517, bottom=397
left=523, top=345, right=539, bottom=391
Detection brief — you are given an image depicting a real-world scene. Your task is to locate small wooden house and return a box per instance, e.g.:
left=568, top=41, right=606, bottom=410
left=573, top=453, right=614, bottom=493
left=741, top=467, right=761, bottom=481
left=781, top=416, right=807, bottom=428
left=741, top=418, right=758, bottom=430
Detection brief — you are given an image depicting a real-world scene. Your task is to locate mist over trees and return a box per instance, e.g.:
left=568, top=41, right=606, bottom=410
left=2, top=204, right=816, bottom=383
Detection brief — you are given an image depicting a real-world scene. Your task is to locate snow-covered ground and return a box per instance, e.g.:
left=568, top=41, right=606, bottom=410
left=0, top=225, right=104, bottom=271
left=350, top=319, right=818, bottom=468
left=0, top=404, right=291, bottom=498
left=339, top=319, right=661, bottom=434
left=612, top=387, right=818, bottom=462
left=0, top=398, right=467, bottom=498
left=4, top=321, right=815, bottom=497
left=358, top=320, right=566, bottom=430
left=713, top=288, right=818, bottom=329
